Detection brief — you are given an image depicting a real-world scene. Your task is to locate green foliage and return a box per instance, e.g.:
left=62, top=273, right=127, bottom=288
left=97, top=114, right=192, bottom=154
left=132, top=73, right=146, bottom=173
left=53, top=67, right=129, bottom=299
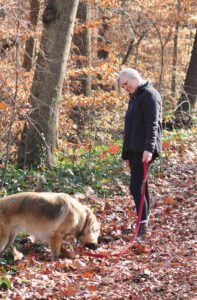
left=0, top=140, right=130, bottom=198
left=0, top=128, right=194, bottom=198
left=162, top=128, right=195, bottom=142
left=0, top=277, right=12, bottom=290
left=0, top=233, right=27, bottom=272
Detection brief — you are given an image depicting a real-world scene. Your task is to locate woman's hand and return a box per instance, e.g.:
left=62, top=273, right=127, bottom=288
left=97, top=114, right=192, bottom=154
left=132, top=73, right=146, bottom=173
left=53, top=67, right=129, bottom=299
left=142, top=151, right=152, bottom=163
left=125, top=160, right=130, bottom=167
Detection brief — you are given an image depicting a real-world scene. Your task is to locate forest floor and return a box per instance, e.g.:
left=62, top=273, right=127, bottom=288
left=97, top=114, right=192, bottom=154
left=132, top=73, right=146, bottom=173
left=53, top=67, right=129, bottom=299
left=0, top=134, right=196, bottom=300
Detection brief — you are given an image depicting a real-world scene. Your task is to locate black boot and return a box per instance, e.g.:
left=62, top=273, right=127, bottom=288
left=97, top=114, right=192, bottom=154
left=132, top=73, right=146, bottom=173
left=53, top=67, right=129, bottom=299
left=136, top=222, right=152, bottom=240
left=122, top=221, right=151, bottom=236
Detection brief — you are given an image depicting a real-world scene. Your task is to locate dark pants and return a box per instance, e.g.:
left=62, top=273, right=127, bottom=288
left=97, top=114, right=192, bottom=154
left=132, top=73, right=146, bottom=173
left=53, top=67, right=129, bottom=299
left=128, top=151, right=156, bottom=222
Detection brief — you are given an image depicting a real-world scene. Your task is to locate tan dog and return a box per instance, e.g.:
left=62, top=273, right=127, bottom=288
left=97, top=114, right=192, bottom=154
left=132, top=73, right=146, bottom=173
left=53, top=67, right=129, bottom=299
left=0, top=192, right=100, bottom=257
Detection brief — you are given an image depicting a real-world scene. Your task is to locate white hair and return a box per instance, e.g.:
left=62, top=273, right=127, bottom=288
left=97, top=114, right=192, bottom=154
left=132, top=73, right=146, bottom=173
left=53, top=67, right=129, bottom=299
left=116, top=68, right=145, bottom=86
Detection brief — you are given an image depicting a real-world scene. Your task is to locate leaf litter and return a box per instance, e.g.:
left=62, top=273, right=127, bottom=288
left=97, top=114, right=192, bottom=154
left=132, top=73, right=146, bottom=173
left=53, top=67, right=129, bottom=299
left=0, top=138, right=196, bottom=299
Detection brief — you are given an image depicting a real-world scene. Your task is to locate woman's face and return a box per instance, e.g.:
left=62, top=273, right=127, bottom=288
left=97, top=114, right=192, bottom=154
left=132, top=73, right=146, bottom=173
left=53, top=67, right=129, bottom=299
left=119, top=75, right=138, bottom=94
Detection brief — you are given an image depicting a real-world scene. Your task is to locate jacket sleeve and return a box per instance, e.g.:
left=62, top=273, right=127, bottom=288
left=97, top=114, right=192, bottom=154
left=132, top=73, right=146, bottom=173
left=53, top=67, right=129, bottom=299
left=142, top=91, right=161, bottom=153
left=121, top=130, right=129, bottom=160
left=121, top=144, right=129, bottom=160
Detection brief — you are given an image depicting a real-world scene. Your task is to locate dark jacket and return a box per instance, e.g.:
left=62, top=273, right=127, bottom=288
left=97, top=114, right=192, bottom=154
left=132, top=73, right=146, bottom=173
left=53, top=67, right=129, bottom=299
left=121, top=81, right=162, bottom=160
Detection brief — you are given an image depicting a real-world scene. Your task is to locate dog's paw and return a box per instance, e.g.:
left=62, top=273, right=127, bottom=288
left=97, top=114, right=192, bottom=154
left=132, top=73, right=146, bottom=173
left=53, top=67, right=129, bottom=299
left=84, top=243, right=98, bottom=250
left=60, top=246, right=77, bottom=259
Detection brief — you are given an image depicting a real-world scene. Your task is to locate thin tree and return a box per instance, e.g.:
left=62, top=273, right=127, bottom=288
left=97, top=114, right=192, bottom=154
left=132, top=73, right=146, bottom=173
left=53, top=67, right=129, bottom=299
left=22, top=0, right=41, bottom=71
left=171, top=0, right=181, bottom=95
left=72, top=2, right=92, bottom=96
left=69, top=2, right=92, bottom=142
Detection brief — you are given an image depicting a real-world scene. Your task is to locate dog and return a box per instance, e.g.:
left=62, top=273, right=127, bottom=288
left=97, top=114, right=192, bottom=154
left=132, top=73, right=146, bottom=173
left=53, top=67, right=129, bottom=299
left=0, top=192, right=100, bottom=257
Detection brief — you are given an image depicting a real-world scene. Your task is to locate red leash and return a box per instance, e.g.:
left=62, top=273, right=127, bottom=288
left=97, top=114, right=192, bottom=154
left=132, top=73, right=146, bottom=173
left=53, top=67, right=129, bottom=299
left=79, top=162, right=148, bottom=258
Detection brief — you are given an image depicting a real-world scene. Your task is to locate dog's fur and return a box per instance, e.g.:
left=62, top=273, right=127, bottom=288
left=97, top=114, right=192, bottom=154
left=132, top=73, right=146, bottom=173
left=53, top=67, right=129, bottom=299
left=0, top=192, right=100, bottom=257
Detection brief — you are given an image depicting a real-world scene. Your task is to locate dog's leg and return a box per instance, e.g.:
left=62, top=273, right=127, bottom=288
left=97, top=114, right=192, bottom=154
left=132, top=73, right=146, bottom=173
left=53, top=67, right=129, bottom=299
left=3, top=232, right=17, bottom=253
left=0, top=226, right=8, bottom=255
left=48, top=234, right=63, bottom=257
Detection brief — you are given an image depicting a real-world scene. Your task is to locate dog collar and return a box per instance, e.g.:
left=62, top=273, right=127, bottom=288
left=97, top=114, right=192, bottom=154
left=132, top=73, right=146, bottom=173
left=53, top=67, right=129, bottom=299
left=77, top=215, right=89, bottom=241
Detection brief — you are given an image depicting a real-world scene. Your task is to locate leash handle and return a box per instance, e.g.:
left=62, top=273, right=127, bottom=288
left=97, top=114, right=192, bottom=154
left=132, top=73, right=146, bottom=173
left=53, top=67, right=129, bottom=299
left=79, top=162, right=148, bottom=258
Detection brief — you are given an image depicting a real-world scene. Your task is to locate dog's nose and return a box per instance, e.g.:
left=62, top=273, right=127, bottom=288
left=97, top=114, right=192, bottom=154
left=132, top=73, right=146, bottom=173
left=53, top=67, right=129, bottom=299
left=85, top=243, right=98, bottom=250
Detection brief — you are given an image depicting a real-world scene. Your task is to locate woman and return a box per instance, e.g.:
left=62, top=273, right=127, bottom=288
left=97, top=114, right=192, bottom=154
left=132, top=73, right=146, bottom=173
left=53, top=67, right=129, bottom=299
left=117, top=68, right=162, bottom=240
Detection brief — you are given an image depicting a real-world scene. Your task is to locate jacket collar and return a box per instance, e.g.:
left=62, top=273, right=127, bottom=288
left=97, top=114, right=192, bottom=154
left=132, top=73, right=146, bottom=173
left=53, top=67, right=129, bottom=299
left=129, top=80, right=149, bottom=97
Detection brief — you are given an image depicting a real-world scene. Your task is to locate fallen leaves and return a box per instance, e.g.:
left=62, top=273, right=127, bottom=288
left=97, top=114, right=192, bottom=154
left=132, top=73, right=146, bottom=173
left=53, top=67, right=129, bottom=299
left=165, top=196, right=177, bottom=206
left=162, top=140, right=171, bottom=149
left=13, top=247, right=24, bottom=261
left=86, top=285, right=97, bottom=291
left=63, top=285, right=78, bottom=297
left=0, top=137, right=196, bottom=299
left=127, top=207, right=134, bottom=219
left=82, top=272, right=94, bottom=278
left=132, top=244, right=151, bottom=255
left=0, top=101, right=9, bottom=111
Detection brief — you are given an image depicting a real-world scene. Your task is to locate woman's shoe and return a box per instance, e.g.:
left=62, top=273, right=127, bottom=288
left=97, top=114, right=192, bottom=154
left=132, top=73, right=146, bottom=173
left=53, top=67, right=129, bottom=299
left=136, top=222, right=152, bottom=240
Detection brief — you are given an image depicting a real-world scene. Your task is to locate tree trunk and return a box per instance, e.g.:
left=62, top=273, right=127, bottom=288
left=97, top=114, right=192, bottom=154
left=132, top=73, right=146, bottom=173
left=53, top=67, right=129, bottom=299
left=95, top=16, right=112, bottom=92
left=71, top=2, right=92, bottom=96
left=176, top=29, right=197, bottom=113
left=22, top=0, right=41, bottom=71
left=171, top=0, right=180, bottom=95
left=69, top=2, right=92, bottom=142
left=17, top=0, right=79, bottom=168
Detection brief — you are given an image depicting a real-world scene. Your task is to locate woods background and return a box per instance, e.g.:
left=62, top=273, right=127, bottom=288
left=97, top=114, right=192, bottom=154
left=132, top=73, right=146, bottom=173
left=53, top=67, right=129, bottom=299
left=0, top=1, right=196, bottom=298
left=0, top=0, right=196, bottom=174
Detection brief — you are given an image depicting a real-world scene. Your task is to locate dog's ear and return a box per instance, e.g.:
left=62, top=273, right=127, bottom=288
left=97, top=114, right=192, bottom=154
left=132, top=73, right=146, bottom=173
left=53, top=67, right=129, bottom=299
left=84, top=207, right=96, bottom=227
left=89, top=205, right=95, bottom=212
left=84, top=206, right=94, bottom=215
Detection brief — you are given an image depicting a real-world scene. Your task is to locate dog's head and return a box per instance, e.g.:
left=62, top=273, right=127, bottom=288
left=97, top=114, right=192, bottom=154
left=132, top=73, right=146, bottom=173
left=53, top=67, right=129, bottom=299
left=78, top=207, right=100, bottom=250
